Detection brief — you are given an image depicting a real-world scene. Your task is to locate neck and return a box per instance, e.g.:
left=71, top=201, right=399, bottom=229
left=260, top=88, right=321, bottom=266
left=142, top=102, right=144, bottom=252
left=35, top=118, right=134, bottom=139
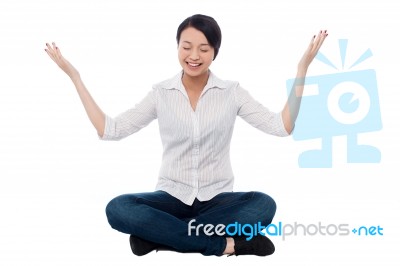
left=182, top=70, right=209, bottom=92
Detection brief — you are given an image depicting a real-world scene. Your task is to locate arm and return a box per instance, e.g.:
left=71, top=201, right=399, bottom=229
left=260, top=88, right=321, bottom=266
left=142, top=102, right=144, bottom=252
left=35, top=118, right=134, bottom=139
left=45, top=42, right=106, bottom=137
left=281, top=30, right=328, bottom=134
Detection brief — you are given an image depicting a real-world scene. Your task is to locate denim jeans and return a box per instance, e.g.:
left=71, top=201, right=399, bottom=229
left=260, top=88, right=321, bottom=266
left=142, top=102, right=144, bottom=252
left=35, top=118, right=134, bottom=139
left=105, top=190, right=276, bottom=256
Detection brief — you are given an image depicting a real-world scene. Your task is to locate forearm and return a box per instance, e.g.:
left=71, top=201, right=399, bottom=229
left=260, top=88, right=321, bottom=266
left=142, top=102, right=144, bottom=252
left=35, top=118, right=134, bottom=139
left=70, top=74, right=106, bottom=137
left=44, top=42, right=106, bottom=136
left=282, top=30, right=328, bottom=134
left=281, top=68, right=307, bottom=134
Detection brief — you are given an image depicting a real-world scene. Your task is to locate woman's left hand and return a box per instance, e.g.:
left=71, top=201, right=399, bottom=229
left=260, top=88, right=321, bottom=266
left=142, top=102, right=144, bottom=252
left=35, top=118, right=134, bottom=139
left=298, top=30, right=328, bottom=71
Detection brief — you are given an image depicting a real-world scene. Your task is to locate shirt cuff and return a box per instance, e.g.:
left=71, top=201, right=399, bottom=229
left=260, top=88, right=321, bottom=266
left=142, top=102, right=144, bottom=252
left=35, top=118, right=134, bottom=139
left=98, top=115, right=115, bottom=141
left=278, top=112, right=292, bottom=137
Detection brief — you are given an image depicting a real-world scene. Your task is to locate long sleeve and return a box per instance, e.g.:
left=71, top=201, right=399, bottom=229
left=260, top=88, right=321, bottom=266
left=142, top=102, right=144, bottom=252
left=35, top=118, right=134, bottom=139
left=235, top=85, right=289, bottom=137
left=101, top=90, right=157, bottom=141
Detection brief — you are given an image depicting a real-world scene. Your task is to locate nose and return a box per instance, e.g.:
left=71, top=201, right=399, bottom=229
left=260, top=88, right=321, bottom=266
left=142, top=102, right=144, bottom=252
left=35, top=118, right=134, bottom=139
left=189, top=50, right=200, bottom=60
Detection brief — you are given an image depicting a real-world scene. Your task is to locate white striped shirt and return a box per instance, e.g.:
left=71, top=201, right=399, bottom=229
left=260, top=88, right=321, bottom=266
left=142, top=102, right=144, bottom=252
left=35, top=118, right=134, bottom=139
left=101, top=71, right=289, bottom=205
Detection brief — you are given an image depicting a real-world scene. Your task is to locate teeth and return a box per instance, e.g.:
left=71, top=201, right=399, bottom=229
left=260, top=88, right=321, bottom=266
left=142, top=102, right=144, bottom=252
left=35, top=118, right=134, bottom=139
left=188, top=63, right=200, bottom=67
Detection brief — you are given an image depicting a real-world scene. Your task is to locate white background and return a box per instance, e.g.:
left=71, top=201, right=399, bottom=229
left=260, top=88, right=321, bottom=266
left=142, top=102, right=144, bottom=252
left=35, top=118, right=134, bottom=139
left=1, top=0, right=399, bottom=265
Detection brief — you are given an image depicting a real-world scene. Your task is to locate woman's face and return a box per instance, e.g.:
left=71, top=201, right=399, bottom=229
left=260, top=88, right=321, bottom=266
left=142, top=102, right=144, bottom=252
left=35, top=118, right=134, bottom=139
left=178, top=27, right=215, bottom=78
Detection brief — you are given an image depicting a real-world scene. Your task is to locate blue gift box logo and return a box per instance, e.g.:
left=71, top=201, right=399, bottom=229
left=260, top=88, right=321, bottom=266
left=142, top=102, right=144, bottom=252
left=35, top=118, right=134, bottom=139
left=286, top=39, right=382, bottom=168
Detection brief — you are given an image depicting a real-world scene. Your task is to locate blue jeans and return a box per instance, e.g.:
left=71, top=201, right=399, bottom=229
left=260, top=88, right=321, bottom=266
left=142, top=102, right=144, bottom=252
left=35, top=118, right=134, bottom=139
left=105, top=190, right=276, bottom=256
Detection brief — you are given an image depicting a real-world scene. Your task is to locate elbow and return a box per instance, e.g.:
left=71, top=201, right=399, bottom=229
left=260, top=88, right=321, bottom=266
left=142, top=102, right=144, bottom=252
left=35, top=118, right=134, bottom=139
left=97, top=116, right=107, bottom=139
left=281, top=116, right=293, bottom=136
left=281, top=110, right=294, bottom=136
left=97, top=131, right=104, bottom=139
left=97, top=129, right=106, bottom=140
left=284, top=124, right=294, bottom=135
left=97, top=125, right=105, bottom=138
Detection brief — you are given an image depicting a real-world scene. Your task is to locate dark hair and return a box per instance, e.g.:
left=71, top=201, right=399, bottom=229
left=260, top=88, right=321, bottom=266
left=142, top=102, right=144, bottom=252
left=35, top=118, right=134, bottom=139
left=176, top=14, right=222, bottom=60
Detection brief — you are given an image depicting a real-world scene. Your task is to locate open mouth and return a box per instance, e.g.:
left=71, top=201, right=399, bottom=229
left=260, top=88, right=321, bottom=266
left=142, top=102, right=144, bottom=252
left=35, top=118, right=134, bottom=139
left=187, top=62, right=202, bottom=68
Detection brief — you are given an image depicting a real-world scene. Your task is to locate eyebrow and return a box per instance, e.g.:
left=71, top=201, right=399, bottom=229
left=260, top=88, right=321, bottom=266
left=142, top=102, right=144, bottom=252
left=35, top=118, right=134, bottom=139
left=182, top=41, right=210, bottom=46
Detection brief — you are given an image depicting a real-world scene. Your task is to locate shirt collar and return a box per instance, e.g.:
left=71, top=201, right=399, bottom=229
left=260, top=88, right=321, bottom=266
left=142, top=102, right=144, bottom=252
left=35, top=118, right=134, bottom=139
left=164, top=70, right=228, bottom=93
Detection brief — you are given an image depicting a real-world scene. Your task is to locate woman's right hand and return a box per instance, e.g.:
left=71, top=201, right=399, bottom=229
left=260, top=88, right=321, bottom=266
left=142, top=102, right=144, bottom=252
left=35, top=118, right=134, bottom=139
left=45, top=42, right=79, bottom=80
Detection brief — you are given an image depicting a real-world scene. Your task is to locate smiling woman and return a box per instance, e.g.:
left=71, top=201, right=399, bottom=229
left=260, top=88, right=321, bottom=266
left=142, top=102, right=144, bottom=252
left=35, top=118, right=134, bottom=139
left=178, top=27, right=215, bottom=111
left=176, top=15, right=222, bottom=111
left=177, top=14, right=222, bottom=60
left=44, top=13, right=327, bottom=257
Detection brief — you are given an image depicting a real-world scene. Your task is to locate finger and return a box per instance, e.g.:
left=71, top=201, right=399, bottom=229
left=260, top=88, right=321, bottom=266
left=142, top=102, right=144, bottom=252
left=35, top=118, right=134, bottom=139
left=45, top=42, right=58, bottom=58
left=308, top=34, right=316, bottom=49
left=303, top=35, right=316, bottom=57
left=45, top=42, right=53, bottom=53
left=315, top=30, right=328, bottom=50
left=308, top=31, right=326, bottom=55
left=52, top=42, right=61, bottom=59
left=45, top=42, right=57, bottom=60
left=45, top=42, right=63, bottom=66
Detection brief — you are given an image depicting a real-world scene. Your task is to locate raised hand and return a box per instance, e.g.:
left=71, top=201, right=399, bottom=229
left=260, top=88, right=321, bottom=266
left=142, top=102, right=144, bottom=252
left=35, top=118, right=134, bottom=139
left=281, top=30, right=329, bottom=134
left=44, top=42, right=105, bottom=136
left=298, top=30, right=328, bottom=71
left=45, top=42, right=79, bottom=79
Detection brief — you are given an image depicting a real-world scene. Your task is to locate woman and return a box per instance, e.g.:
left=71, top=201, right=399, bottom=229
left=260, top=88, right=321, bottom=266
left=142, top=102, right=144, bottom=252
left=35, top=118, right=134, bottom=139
left=45, top=14, right=327, bottom=256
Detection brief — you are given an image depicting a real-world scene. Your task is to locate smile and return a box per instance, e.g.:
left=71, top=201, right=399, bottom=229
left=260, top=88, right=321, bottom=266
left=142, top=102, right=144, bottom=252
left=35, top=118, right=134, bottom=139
left=187, top=62, right=202, bottom=67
